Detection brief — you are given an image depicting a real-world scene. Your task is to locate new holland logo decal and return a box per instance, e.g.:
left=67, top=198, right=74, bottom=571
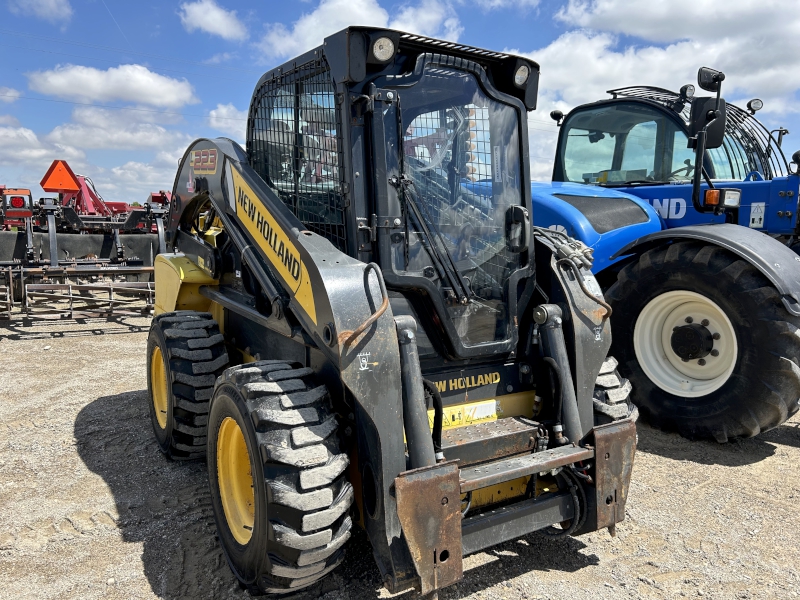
left=228, top=165, right=317, bottom=324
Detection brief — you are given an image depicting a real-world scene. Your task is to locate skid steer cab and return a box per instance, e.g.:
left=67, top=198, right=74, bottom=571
left=530, top=66, right=800, bottom=443
left=145, top=27, right=637, bottom=597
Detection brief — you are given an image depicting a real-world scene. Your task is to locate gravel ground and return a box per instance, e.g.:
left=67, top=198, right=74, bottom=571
left=1, top=316, right=799, bottom=600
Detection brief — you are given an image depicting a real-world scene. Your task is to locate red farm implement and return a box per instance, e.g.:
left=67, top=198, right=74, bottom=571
left=0, top=160, right=167, bottom=319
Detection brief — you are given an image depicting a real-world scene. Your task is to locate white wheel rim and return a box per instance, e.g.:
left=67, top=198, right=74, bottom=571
left=633, top=290, right=737, bottom=397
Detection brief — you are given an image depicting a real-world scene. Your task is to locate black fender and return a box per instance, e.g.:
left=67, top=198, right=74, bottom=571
left=611, top=223, right=800, bottom=317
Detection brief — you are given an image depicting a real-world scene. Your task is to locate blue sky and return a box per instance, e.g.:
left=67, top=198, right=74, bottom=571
left=1, top=0, right=797, bottom=202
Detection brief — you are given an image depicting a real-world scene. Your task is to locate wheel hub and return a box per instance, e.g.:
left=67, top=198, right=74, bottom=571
left=670, top=323, right=714, bottom=360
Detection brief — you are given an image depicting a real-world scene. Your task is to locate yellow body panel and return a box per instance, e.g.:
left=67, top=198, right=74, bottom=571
left=428, top=390, right=538, bottom=510
left=154, top=254, right=218, bottom=315
left=229, top=167, right=317, bottom=324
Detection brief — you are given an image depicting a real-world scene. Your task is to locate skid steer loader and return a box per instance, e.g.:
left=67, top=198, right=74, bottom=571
left=145, top=27, right=637, bottom=597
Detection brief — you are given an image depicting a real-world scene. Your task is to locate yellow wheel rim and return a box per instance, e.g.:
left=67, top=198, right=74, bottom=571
left=217, top=416, right=255, bottom=545
left=150, top=346, right=168, bottom=430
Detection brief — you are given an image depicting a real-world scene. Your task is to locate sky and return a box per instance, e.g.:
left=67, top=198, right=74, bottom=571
left=0, top=0, right=798, bottom=203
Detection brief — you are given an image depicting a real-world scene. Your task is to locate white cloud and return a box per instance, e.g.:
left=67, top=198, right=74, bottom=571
left=207, top=103, right=247, bottom=142
left=0, top=115, right=19, bottom=126
left=7, top=0, right=72, bottom=24
left=45, top=107, right=192, bottom=150
left=204, top=52, right=237, bottom=64
left=104, top=148, right=187, bottom=202
left=257, top=0, right=462, bottom=61
left=388, top=0, right=462, bottom=41
left=0, top=87, right=21, bottom=103
left=463, top=0, right=540, bottom=9
left=27, top=64, right=198, bottom=108
left=179, top=0, right=248, bottom=41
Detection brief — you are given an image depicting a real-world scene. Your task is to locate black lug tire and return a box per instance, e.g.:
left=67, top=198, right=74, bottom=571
left=207, top=361, right=353, bottom=595
left=605, top=241, right=800, bottom=442
left=146, top=310, right=229, bottom=459
left=592, top=356, right=638, bottom=425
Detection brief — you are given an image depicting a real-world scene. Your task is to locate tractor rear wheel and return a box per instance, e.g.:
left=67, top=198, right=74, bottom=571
left=605, top=241, right=800, bottom=441
left=146, top=310, right=229, bottom=459
left=208, top=362, right=353, bottom=595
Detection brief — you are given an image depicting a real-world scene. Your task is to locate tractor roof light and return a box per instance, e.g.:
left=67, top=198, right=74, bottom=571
left=372, top=37, right=395, bottom=62
left=680, top=84, right=695, bottom=101
left=747, top=98, right=763, bottom=114
left=514, top=64, right=530, bottom=87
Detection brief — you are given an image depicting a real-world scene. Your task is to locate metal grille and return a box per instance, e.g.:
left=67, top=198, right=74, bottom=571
left=607, top=86, right=789, bottom=179
left=248, top=60, right=347, bottom=252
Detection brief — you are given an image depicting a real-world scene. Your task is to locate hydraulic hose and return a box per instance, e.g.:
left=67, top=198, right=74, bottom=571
left=423, top=379, right=444, bottom=461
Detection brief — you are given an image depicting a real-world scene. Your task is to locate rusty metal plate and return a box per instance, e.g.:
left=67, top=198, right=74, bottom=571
left=394, top=461, right=463, bottom=595
left=593, top=417, right=637, bottom=529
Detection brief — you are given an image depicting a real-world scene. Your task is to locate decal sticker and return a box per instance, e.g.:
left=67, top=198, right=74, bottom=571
left=190, top=148, right=218, bottom=175
left=749, top=202, right=765, bottom=228
left=186, top=166, right=194, bottom=193
left=431, top=371, right=501, bottom=394
left=548, top=224, right=567, bottom=234
left=229, top=165, right=317, bottom=324
left=648, top=198, right=687, bottom=219
left=493, top=145, right=502, bottom=182
left=357, top=351, right=379, bottom=371
left=428, top=398, right=497, bottom=431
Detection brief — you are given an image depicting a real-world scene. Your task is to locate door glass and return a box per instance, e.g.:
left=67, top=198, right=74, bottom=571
left=391, top=66, right=523, bottom=346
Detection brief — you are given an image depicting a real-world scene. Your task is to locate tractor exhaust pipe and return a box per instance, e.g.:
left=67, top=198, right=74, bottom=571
left=395, top=315, right=436, bottom=469
left=535, top=304, right=584, bottom=445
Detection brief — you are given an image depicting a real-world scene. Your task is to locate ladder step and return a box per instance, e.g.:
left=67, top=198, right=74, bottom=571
left=440, top=417, right=539, bottom=468
left=459, top=445, right=593, bottom=493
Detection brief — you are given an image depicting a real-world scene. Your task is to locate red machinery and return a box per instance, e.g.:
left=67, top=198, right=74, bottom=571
left=0, top=160, right=168, bottom=319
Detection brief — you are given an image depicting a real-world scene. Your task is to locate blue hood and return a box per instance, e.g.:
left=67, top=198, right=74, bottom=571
left=530, top=182, right=664, bottom=274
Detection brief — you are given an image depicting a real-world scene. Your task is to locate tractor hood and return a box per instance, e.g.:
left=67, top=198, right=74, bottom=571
left=530, top=182, right=663, bottom=274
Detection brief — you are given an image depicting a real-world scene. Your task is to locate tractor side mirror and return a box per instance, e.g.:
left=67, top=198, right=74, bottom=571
left=697, top=67, right=725, bottom=93
left=506, top=205, right=530, bottom=253
left=689, top=96, right=727, bottom=149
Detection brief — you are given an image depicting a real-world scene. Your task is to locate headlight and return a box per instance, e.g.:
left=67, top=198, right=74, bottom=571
left=747, top=98, right=763, bottom=113
left=372, top=37, right=395, bottom=62
left=680, top=83, right=695, bottom=100
left=721, top=188, right=741, bottom=208
left=514, top=65, right=530, bottom=87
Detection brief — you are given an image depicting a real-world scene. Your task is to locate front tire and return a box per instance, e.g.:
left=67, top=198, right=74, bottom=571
left=606, top=241, right=800, bottom=442
left=208, top=361, right=353, bottom=595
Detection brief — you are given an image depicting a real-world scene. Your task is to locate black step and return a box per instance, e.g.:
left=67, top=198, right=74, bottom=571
left=440, top=417, right=539, bottom=468
left=459, top=445, right=594, bottom=493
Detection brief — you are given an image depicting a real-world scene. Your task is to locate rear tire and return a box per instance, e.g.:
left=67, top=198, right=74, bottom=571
left=606, top=241, right=800, bottom=441
left=146, top=310, right=229, bottom=459
left=208, top=361, right=353, bottom=595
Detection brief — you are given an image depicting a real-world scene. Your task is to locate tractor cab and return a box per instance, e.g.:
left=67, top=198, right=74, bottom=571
left=551, top=68, right=800, bottom=235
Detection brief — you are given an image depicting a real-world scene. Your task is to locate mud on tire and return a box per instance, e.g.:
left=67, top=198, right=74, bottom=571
left=207, top=361, right=353, bottom=595
left=146, top=310, right=229, bottom=459
left=605, top=241, right=800, bottom=441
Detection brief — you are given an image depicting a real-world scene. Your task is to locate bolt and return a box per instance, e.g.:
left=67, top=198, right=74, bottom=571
left=711, top=349, right=719, bottom=357
left=386, top=91, right=395, bottom=100
left=344, top=426, right=353, bottom=436
left=393, top=218, right=402, bottom=227
left=712, top=332, right=721, bottom=340
left=701, top=319, right=709, bottom=327
left=520, top=364, right=531, bottom=374
left=506, top=384, right=514, bottom=393
left=685, top=316, right=693, bottom=323
left=698, top=358, right=707, bottom=366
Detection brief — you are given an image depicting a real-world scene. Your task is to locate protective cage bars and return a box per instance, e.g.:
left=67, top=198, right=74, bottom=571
left=608, top=86, right=790, bottom=180
left=247, top=58, right=348, bottom=253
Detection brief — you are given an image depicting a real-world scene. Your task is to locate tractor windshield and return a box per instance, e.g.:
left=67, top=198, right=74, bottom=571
left=557, top=102, right=695, bottom=186
left=391, top=66, right=523, bottom=346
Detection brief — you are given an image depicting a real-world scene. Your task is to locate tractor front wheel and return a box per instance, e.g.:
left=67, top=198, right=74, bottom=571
left=208, top=361, right=353, bottom=595
left=606, top=241, right=800, bottom=441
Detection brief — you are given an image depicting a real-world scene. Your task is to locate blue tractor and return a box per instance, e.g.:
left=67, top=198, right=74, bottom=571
left=531, top=67, right=800, bottom=442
